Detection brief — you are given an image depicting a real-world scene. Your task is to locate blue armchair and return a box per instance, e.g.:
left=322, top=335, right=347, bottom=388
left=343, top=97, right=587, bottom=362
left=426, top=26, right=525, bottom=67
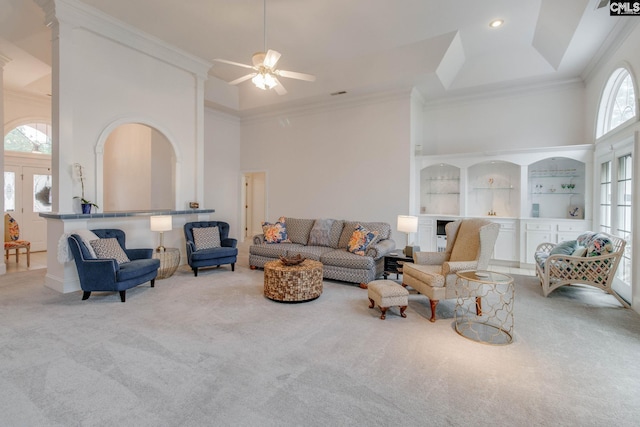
left=68, top=229, right=160, bottom=302
left=184, top=221, right=238, bottom=276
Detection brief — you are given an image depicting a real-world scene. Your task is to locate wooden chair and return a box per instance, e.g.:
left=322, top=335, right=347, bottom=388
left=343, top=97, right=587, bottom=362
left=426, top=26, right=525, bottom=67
left=4, top=213, right=31, bottom=267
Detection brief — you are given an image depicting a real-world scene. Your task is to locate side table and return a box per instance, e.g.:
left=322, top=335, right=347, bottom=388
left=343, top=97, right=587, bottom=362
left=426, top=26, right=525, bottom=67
left=264, top=259, right=323, bottom=302
left=383, top=252, right=413, bottom=279
left=153, top=248, right=180, bottom=279
left=454, top=270, right=514, bottom=345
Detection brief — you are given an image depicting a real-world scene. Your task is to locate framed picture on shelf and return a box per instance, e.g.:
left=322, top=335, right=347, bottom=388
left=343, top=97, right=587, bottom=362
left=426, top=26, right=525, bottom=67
left=567, top=205, right=583, bottom=219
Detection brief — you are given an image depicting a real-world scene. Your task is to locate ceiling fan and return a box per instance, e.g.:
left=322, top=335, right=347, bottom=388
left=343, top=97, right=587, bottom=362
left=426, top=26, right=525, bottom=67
left=213, top=0, right=316, bottom=95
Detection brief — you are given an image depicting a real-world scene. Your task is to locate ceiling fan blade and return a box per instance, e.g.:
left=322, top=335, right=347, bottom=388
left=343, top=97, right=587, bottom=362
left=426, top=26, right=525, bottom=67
left=213, top=58, right=255, bottom=70
left=597, top=0, right=609, bottom=8
left=229, top=73, right=256, bottom=85
left=264, top=49, right=282, bottom=68
left=277, top=69, right=316, bottom=82
left=273, top=78, right=287, bottom=95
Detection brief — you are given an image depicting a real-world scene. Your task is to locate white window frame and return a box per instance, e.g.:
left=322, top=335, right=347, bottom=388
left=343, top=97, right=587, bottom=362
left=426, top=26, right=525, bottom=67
left=596, top=66, right=638, bottom=139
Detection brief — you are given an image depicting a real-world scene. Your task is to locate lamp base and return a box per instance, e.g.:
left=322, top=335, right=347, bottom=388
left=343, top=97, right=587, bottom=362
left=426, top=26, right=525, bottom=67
left=403, top=245, right=420, bottom=258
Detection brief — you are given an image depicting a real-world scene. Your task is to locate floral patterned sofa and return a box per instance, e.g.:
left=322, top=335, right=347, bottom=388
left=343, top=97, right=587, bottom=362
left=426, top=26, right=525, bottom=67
left=249, top=217, right=396, bottom=287
left=534, top=231, right=628, bottom=307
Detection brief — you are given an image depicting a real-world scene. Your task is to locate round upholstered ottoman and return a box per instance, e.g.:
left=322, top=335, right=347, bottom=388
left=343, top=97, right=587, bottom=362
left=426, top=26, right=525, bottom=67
left=264, top=259, right=323, bottom=302
left=367, top=279, right=409, bottom=320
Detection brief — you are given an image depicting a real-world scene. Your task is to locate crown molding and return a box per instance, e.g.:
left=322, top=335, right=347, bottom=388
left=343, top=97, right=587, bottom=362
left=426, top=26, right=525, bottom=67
left=35, top=0, right=211, bottom=79
left=582, top=18, right=640, bottom=84
left=240, top=87, right=414, bottom=124
left=421, top=77, right=584, bottom=109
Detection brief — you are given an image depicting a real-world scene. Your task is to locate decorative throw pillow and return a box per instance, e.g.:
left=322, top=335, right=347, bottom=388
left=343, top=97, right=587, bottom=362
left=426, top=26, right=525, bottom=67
left=347, top=224, right=378, bottom=256
left=4, top=214, right=20, bottom=241
left=549, top=240, right=578, bottom=256
left=308, top=219, right=334, bottom=246
left=572, top=246, right=588, bottom=257
left=262, top=216, right=291, bottom=244
left=586, top=234, right=613, bottom=257
left=193, top=226, right=221, bottom=250
left=90, top=238, right=130, bottom=265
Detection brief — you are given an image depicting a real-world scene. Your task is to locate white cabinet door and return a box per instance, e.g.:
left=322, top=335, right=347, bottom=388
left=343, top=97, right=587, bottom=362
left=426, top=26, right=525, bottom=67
left=417, top=217, right=435, bottom=252
left=493, top=221, right=518, bottom=261
left=525, top=231, right=553, bottom=264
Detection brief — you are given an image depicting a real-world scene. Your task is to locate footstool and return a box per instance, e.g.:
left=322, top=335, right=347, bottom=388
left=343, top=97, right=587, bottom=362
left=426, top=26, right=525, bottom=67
left=367, top=279, right=409, bottom=320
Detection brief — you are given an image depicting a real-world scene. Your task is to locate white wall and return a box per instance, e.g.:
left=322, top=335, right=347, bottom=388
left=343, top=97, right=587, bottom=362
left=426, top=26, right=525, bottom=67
left=240, top=93, right=412, bottom=245
left=203, top=108, right=242, bottom=240
left=421, top=81, right=586, bottom=155
left=3, top=90, right=51, bottom=129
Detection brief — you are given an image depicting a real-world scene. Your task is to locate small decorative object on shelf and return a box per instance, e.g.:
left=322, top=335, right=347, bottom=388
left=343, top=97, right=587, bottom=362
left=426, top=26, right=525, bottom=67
left=189, top=202, right=199, bottom=209
left=279, top=254, right=306, bottom=266
left=72, top=163, right=99, bottom=214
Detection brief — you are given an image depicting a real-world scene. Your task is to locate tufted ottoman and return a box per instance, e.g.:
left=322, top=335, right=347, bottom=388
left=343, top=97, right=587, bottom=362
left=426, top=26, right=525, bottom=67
left=367, top=279, right=409, bottom=320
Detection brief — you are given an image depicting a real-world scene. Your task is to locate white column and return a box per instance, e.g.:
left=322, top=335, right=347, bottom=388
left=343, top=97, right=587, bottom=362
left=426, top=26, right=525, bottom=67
left=195, top=74, right=206, bottom=209
left=0, top=52, right=12, bottom=275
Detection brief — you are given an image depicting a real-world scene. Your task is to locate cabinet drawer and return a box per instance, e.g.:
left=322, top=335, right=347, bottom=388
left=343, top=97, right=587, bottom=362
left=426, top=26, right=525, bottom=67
left=526, top=223, right=552, bottom=231
left=557, top=223, right=588, bottom=232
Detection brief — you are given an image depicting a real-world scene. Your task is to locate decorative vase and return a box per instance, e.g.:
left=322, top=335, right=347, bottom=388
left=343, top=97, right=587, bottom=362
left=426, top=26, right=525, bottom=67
left=81, top=203, right=92, bottom=214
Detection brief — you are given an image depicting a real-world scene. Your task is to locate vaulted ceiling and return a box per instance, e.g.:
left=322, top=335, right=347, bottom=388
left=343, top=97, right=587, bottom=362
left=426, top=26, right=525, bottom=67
left=0, top=0, right=635, bottom=113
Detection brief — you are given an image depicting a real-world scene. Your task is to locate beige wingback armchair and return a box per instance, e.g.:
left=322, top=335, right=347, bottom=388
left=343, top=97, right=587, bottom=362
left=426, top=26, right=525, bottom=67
left=402, top=218, right=500, bottom=322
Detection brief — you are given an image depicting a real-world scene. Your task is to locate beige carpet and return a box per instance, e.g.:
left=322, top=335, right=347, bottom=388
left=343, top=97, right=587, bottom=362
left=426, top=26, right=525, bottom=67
left=1, top=265, right=639, bottom=426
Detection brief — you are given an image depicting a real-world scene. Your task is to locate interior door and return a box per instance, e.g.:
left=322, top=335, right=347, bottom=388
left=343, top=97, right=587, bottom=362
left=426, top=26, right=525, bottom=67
left=4, top=165, right=23, bottom=228
left=21, top=166, right=52, bottom=251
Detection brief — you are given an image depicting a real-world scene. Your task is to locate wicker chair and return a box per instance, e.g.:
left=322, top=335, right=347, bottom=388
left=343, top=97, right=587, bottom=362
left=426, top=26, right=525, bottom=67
left=535, top=231, right=628, bottom=307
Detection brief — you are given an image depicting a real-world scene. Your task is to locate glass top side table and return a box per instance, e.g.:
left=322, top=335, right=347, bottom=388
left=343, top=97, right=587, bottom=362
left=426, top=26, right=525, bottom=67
left=153, top=248, right=180, bottom=279
left=454, top=270, right=515, bottom=345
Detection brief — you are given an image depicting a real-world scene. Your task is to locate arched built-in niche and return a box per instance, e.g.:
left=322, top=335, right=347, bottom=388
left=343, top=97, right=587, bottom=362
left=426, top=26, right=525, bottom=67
left=96, top=121, right=180, bottom=211
left=420, top=163, right=460, bottom=215
left=467, top=160, right=520, bottom=217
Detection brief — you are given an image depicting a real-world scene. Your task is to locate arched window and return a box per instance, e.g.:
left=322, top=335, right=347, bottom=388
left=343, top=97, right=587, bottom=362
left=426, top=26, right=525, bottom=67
left=596, top=67, right=637, bottom=138
left=4, top=123, right=52, bottom=154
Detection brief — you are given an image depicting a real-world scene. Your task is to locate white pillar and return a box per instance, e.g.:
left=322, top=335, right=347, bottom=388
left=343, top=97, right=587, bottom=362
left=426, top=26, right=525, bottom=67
left=0, top=52, right=12, bottom=276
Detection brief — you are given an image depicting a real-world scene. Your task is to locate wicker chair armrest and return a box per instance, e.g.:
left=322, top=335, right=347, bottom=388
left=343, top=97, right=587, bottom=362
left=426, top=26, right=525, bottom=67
left=413, top=251, right=450, bottom=265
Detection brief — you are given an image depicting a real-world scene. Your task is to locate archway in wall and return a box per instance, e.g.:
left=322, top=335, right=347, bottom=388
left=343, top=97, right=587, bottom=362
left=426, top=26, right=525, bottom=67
left=103, top=123, right=176, bottom=211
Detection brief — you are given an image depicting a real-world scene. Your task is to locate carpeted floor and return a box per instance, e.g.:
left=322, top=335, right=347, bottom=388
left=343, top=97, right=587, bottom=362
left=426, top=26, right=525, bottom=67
left=1, top=265, right=639, bottom=426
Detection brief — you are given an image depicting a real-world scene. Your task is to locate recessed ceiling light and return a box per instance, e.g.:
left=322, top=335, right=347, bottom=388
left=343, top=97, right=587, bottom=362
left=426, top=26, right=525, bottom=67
left=489, top=19, right=504, bottom=28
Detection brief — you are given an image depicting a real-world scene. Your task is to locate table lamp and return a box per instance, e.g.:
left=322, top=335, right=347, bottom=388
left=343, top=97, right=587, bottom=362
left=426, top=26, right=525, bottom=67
left=397, top=215, right=419, bottom=257
left=150, top=215, right=172, bottom=252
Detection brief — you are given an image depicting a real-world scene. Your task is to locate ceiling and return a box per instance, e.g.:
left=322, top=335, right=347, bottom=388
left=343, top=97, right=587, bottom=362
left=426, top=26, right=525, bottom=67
left=0, top=0, right=634, bottom=113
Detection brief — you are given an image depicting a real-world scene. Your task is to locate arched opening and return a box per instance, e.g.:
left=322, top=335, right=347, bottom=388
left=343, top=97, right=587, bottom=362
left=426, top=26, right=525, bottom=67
left=596, top=66, right=637, bottom=138
left=102, top=123, right=176, bottom=211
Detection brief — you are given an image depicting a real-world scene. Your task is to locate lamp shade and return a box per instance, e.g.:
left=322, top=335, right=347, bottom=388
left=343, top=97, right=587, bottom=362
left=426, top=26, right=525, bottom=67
left=150, top=215, right=172, bottom=232
left=397, top=215, right=418, bottom=234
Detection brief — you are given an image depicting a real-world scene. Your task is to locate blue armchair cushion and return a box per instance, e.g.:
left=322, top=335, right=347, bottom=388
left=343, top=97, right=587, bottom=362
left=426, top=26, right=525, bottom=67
left=117, top=259, right=161, bottom=281
left=193, top=226, right=221, bottom=250
left=91, top=238, right=130, bottom=264
left=190, top=246, right=238, bottom=261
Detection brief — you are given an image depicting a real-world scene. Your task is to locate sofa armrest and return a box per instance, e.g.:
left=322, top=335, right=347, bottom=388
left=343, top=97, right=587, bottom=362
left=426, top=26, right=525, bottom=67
left=253, top=234, right=265, bottom=245
left=80, top=258, right=119, bottom=286
left=442, top=260, right=478, bottom=275
left=366, top=238, right=395, bottom=259
left=222, top=238, right=238, bottom=248
left=125, top=248, right=153, bottom=260
left=414, top=251, right=450, bottom=265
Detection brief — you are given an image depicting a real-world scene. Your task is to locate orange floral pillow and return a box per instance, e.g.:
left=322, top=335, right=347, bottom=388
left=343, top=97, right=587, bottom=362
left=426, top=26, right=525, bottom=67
left=347, top=224, right=378, bottom=256
left=262, top=216, right=291, bottom=244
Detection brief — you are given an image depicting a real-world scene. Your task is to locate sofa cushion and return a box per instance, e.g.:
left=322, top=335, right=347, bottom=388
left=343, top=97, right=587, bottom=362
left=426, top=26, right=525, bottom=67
left=262, top=216, right=291, bottom=243
left=321, top=249, right=375, bottom=270
left=347, top=225, right=379, bottom=256
left=308, top=219, right=334, bottom=246
left=549, top=240, right=578, bottom=256
left=250, top=242, right=300, bottom=258
left=287, top=245, right=334, bottom=261
left=193, top=226, right=221, bottom=250
left=328, top=219, right=345, bottom=248
left=285, top=218, right=315, bottom=244
left=90, top=238, right=130, bottom=265
left=449, top=219, right=484, bottom=262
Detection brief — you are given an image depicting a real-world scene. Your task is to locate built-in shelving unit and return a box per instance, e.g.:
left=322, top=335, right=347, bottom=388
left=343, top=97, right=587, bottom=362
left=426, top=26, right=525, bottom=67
left=420, top=164, right=460, bottom=215
left=467, top=160, right=520, bottom=218
left=528, top=157, right=585, bottom=219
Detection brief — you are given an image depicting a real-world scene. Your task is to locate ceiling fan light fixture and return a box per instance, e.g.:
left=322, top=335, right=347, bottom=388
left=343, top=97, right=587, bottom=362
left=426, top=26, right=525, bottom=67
left=252, top=71, right=278, bottom=90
